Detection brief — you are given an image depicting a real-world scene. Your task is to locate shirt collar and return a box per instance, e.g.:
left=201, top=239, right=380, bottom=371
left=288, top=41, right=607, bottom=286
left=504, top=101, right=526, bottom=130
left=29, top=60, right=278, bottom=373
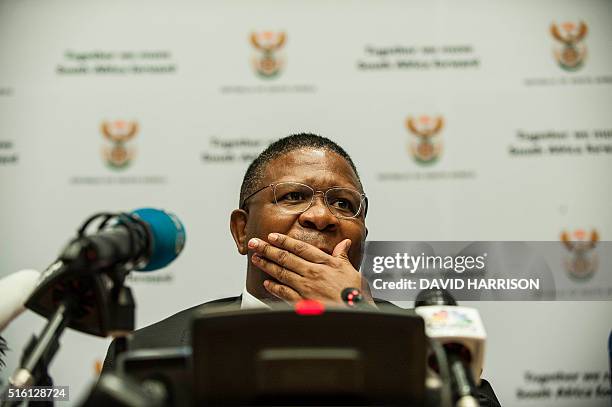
left=241, top=286, right=270, bottom=309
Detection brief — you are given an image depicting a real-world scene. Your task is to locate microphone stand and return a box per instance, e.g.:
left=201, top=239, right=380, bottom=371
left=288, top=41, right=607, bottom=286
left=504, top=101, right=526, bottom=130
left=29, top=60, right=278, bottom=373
left=9, top=300, right=73, bottom=389
left=0, top=298, right=74, bottom=407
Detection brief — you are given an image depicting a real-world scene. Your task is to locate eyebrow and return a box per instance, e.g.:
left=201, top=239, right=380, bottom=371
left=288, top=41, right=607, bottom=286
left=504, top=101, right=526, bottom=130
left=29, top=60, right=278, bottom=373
left=268, top=176, right=363, bottom=192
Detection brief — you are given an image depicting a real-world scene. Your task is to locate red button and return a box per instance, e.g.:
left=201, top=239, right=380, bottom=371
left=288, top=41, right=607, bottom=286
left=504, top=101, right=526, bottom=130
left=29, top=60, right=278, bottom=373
left=294, top=299, right=325, bottom=315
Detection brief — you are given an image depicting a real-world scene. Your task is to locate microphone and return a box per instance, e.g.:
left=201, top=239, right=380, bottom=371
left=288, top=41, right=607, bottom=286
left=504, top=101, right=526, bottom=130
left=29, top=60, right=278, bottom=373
left=5, top=209, right=185, bottom=391
left=59, top=207, right=186, bottom=273
left=341, top=287, right=363, bottom=307
left=0, top=270, right=40, bottom=375
left=415, top=288, right=457, bottom=307
left=26, top=208, right=186, bottom=337
left=133, top=208, right=186, bottom=271
left=0, top=270, right=41, bottom=332
left=415, top=289, right=485, bottom=407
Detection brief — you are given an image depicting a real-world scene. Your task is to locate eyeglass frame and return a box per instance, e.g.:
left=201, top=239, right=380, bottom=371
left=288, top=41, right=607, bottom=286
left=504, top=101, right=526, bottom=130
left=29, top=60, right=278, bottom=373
left=240, top=181, right=368, bottom=219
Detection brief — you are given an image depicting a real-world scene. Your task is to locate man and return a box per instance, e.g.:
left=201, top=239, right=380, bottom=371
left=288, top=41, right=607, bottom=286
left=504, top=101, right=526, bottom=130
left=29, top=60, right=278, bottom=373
left=103, top=133, right=500, bottom=406
left=230, top=133, right=373, bottom=308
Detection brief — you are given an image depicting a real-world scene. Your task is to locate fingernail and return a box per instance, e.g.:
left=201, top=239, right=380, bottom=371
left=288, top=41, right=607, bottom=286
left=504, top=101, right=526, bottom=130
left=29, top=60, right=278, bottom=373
left=248, top=238, right=259, bottom=248
left=252, top=254, right=260, bottom=262
left=268, top=233, right=278, bottom=242
left=263, top=280, right=270, bottom=287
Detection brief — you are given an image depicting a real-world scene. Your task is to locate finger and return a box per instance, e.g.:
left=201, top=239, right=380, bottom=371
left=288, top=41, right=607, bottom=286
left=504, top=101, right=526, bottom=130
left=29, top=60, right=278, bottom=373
left=267, top=233, right=329, bottom=263
left=332, top=239, right=351, bottom=259
left=248, top=238, right=310, bottom=275
left=264, top=280, right=302, bottom=302
left=252, top=253, right=304, bottom=286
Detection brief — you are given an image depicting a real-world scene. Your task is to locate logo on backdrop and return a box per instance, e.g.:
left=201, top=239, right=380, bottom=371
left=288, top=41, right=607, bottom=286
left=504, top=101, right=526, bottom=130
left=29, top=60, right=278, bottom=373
left=406, top=115, right=444, bottom=164
left=551, top=21, right=588, bottom=71
left=560, top=229, right=599, bottom=280
left=250, top=31, right=287, bottom=78
left=100, top=120, right=138, bottom=169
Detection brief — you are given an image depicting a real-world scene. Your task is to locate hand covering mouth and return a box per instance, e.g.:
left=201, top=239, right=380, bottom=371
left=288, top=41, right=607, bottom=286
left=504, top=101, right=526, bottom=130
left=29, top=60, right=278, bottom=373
left=289, top=231, right=336, bottom=255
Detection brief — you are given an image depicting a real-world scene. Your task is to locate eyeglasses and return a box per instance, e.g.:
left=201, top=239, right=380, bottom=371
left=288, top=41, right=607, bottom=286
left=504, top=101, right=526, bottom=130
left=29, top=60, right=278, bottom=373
left=240, top=181, right=367, bottom=219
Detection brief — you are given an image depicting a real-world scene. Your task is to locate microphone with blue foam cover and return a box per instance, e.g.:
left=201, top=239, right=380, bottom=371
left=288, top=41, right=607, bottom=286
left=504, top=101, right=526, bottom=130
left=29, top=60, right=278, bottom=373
left=131, top=208, right=186, bottom=271
left=24, top=208, right=186, bottom=336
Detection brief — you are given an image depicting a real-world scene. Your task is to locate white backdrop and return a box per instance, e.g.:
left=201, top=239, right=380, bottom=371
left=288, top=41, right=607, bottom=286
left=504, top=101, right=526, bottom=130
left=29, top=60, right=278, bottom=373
left=1, top=0, right=611, bottom=405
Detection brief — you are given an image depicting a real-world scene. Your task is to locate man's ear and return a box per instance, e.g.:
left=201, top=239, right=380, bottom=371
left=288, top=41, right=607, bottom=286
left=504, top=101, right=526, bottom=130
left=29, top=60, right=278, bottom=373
left=230, top=209, right=249, bottom=255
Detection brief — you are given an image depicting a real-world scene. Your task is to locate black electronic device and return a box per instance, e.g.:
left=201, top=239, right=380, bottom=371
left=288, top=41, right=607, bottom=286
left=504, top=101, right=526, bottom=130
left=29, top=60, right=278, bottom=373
left=191, top=305, right=427, bottom=406
left=116, top=347, right=193, bottom=407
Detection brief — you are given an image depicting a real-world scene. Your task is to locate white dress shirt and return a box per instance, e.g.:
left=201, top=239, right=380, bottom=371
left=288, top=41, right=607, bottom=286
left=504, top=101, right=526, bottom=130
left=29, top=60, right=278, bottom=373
left=240, top=286, right=271, bottom=309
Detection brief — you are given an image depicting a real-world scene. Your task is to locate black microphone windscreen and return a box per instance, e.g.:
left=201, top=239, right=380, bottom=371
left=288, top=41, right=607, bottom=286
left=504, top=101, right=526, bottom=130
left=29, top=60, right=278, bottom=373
left=414, top=289, right=457, bottom=307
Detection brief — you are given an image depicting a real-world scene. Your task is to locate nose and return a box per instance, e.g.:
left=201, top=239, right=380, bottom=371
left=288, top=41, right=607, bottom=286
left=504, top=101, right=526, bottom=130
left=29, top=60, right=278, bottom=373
left=298, top=193, right=339, bottom=231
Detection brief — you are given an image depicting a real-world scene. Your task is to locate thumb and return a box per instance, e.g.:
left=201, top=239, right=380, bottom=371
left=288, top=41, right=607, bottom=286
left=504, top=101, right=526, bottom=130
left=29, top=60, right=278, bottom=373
left=332, top=239, right=352, bottom=259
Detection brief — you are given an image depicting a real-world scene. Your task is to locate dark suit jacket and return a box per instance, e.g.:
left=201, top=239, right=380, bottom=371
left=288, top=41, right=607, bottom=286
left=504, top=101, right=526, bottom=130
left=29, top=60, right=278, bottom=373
left=102, top=296, right=501, bottom=406
left=103, top=295, right=242, bottom=372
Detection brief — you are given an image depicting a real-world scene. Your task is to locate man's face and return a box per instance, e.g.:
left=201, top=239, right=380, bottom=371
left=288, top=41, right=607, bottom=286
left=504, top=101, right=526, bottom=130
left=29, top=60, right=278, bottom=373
left=240, top=147, right=367, bottom=300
